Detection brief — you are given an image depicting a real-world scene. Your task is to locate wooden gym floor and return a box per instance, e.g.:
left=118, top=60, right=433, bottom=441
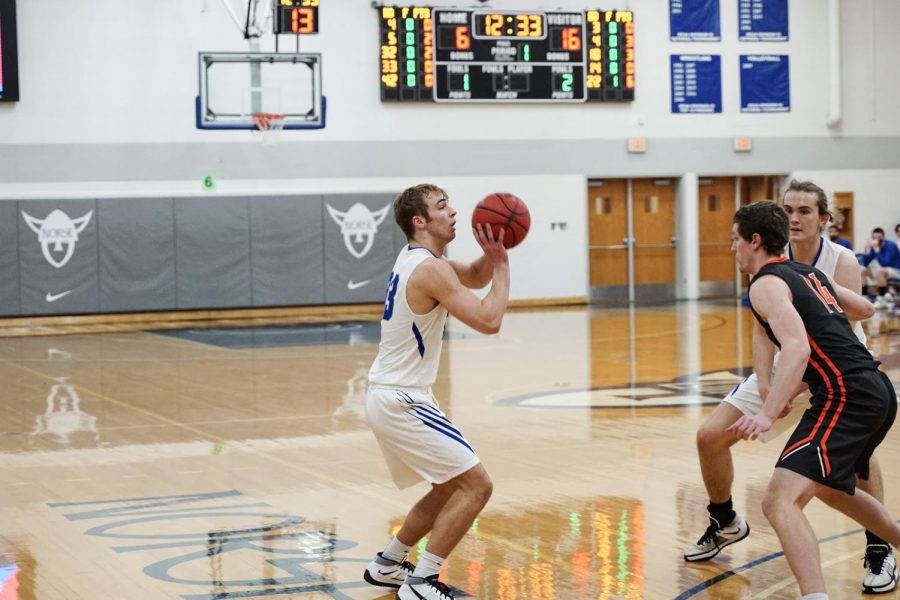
left=0, top=301, right=899, bottom=599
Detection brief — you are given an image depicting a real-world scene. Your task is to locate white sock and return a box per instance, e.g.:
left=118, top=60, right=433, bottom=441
left=801, top=594, right=828, bottom=600
left=382, top=537, right=411, bottom=563
left=412, top=550, right=445, bottom=579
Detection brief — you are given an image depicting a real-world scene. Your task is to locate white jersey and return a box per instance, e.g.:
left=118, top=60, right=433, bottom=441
left=786, top=235, right=866, bottom=346
left=368, top=245, right=448, bottom=388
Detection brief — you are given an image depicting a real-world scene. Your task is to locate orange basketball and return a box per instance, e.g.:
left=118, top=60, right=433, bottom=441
left=471, top=193, right=531, bottom=249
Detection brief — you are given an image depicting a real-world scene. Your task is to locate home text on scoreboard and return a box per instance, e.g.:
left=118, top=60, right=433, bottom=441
left=377, top=6, right=634, bottom=103
left=275, top=0, right=319, bottom=35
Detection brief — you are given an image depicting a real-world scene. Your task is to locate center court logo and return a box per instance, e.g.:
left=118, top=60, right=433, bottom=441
left=326, top=202, right=390, bottom=259
left=21, top=208, right=94, bottom=269
left=496, top=370, right=752, bottom=408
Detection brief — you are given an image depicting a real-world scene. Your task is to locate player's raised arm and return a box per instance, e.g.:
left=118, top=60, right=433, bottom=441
left=415, top=228, right=509, bottom=335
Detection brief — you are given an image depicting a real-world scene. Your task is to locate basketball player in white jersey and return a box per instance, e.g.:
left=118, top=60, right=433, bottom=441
left=363, top=184, right=510, bottom=600
left=685, top=180, right=896, bottom=594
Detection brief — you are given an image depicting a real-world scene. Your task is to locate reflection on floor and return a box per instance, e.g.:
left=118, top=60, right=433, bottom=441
left=151, top=320, right=384, bottom=349
left=0, top=301, right=897, bottom=599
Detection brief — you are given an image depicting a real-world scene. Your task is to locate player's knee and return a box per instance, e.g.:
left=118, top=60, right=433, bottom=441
left=471, top=470, right=493, bottom=507
left=696, top=421, right=730, bottom=453
left=761, top=489, right=786, bottom=523
left=760, top=494, right=776, bottom=522
left=477, top=476, right=493, bottom=507
left=454, top=465, right=492, bottom=507
left=761, top=487, right=800, bottom=524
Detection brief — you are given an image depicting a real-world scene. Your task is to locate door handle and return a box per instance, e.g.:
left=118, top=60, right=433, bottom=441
left=590, top=244, right=629, bottom=250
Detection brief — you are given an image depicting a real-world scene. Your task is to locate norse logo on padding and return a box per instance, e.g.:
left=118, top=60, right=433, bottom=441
left=22, top=209, right=94, bottom=269
left=326, top=202, right=390, bottom=259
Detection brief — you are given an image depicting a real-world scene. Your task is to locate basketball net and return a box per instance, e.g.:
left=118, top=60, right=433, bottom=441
left=252, top=112, right=286, bottom=145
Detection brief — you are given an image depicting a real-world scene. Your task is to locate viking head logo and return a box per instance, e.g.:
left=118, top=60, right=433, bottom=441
left=22, top=209, right=94, bottom=269
left=326, top=202, right=391, bottom=259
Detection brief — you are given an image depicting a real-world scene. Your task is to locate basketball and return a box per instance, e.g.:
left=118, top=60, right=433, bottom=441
left=471, top=193, right=531, bottom=249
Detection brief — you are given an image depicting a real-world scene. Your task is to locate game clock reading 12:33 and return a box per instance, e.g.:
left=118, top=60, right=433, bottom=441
left=275, top=0, right=319, bottom=34
left=378, top=6, right=634, bottom=102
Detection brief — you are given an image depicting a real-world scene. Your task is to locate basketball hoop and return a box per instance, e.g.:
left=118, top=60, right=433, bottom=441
left=252, top=112, right=286, bottom=145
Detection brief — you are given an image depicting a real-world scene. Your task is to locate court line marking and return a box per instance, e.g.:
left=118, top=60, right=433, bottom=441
left=672, top=525, right=894, bottom=599
left=1, top=359, right=579, bottom=573
left=749, top=547, right=860, bottom=598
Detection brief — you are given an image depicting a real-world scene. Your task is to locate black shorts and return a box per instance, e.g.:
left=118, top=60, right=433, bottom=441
left=777, top=370, right=897, bottom=494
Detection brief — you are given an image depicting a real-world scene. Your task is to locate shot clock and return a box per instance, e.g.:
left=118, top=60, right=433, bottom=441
left=378, top=6, right=634, bottom=103
left=275, top=0, right=319, bottom=35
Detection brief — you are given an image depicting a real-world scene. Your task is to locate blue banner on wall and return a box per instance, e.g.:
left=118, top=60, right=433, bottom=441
left=671, top=55, right=721, bottom=114
left=740, top=54, right=790, bottom=112
left=739, top=0, right=788, bottom=41
left=670, top=0, right=721, bottom=42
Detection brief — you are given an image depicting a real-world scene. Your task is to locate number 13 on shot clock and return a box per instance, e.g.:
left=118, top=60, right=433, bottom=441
left=275, top=0, right=319, bottom=34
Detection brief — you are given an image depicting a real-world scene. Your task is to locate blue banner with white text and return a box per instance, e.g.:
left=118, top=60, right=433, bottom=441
left=670, top=0, right=721, bottom=41
left=738, top=0, right=788, bottom=41
left=671, top=55, right=721, bottom=114
left=740, top=54, right=790, bottom=112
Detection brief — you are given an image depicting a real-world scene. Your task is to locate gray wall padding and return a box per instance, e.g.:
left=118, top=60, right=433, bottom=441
left=322, top=193, right=398, bottom=304
left=18, top=199, right=100, bottom=315
left=6, top=193, right=401, bottom=317
left=0, top=202, right=20, bottom=314
left=175, top=196, right=252, bottom=309
left=99, top=197, right=176, bottom=312
left=250, top=195, right=325, bottom=307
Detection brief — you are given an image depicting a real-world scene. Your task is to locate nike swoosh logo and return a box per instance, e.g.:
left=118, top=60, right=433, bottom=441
left=45, top=290, right=73, bottom=303
left=347, top=280, right=371, bottom=290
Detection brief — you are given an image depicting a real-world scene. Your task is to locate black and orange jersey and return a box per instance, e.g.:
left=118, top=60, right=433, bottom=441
left=748, top=257, right=878, bottom=397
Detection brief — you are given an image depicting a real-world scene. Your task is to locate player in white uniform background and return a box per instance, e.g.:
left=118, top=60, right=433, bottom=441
left=685, top=180, right=896, bottom=594
left=363, top=183, right=510, bottom=600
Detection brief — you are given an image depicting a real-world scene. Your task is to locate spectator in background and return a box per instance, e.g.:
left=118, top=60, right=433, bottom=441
left=861, top=227, right=900, bottom=309
left=895, top=223, right=900, bottom=242
left=828, top=224, right=853, bottom=251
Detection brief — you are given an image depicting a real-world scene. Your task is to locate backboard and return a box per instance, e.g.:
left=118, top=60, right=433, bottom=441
left=196, top=52, right=325, bottom=130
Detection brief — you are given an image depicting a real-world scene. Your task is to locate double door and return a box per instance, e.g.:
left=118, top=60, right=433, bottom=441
left=588, top=178, right=676, bottom=304
left=589, top=175, right=783, bottom=302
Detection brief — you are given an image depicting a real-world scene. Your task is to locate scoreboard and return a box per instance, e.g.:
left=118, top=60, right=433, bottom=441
left=0, top=0, right=19, bottom=102
left=378, top=7, right=634, bottom=103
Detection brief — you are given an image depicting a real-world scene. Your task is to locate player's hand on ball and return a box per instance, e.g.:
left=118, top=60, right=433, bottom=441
left=471, top=193, right=530, bottom=249
left=474, top=223, right=508, bottom=263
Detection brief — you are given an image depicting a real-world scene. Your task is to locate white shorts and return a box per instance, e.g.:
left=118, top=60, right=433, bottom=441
left=365, top=385, right=480, bottom=490
left=868, top=263, right=900, bottom=280
left=724, top=351, right=786, bottom=415
left=723, top=372, right=765, bottom=416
